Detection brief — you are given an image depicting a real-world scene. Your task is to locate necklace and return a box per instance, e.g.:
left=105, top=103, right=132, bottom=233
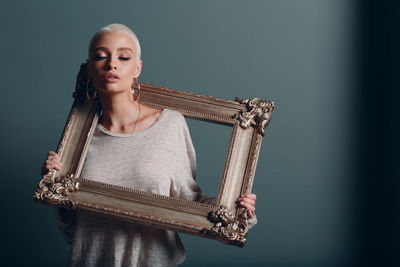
left=131, top=101, right=141, bottom=134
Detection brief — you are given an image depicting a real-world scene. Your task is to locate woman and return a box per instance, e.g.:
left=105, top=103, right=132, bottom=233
left=43, top=24, right=257, bottom=267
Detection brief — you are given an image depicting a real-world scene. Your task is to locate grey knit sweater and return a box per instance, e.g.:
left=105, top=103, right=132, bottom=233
left=66, top=109, right=204, bottom=267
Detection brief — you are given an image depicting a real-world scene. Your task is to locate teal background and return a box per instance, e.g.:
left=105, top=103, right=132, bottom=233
left=1, top=0, right=399, bottom=266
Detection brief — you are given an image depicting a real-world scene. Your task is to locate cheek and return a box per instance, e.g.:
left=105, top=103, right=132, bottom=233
left=120, top=64, right=137, bottom=81
left=92, top=62, right=105, bottom=74
left=123, top=60, right=139, bottom=75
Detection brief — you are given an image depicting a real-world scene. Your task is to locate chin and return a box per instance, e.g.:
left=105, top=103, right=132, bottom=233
left=98, top=83, right=128, bottom=94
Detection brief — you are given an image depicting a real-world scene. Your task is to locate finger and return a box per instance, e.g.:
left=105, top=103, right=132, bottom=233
left=51, top=159, right=63, bottom=169
left=240, top=197, right=256, bottom=206
left=53, top=164, right=62, bottom=171
left=45, top=160, right=62, bottom=171
left=47, top=153, right=61, bottom=161
left=48, top=151, right=57, bottom=156
left=247, top=209, right=254, bottom=218
left=238, top=196, right=255, bottom=204
left=45, top=164, right=53, bottom=171
left=238, top=195, right=256, bottom=204
left=241, top=193, right=256, bottom=200
left=46, top=163, right=61, bottom=171
left=48, top=151, right=61, bottom=160
left=53, top=162, right=63, bottom=170
left=45, top=161, right=56, bottom=168
left=46, top=159, right=59, bottom=165
left=47, top=158, right=62, bottom=167
left=240, top=201, right=255, bottom=212
left=239, top=201, right=255, bottom=218
left=239, top=196, right=255, bottom=204
left=47, top=156, right=62, bottom=164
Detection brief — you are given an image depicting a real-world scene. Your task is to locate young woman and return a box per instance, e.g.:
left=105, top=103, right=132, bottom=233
left=43, top=24, right=257, bottom=267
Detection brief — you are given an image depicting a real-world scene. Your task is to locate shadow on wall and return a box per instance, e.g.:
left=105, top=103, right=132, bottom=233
left=353, top=0, right=400, bottom=265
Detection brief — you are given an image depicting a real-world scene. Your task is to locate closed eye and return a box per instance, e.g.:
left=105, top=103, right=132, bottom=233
left=94, top=55, right=107, bottom=61
left=119, top=57, right=131, bottom=61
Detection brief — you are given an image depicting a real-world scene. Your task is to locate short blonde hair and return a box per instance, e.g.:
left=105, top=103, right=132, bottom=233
left=88, top=23, right=141, bottom=62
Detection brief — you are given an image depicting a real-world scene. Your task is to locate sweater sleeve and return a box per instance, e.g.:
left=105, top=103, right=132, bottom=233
left=54, top=207, right=75, bottom=244
left=168, top=113, right=201, bottom=201
left=167, top=112, right=217, bottom=205
left=249, top=213, right=257, bottom=228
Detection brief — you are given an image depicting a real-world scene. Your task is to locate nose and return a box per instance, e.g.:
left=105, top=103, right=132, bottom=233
left=106, top=57, right=118, bottom=70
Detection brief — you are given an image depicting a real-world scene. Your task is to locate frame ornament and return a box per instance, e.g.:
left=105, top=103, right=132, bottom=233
left=34, top=63, right=274, bottom=247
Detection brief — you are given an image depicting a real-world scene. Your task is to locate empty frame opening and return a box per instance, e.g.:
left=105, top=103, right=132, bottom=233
left=185, top=117, right=232, bottom=198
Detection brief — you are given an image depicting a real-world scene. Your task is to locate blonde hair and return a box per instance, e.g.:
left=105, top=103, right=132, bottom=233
left=88, top=23, right=141, bottom=62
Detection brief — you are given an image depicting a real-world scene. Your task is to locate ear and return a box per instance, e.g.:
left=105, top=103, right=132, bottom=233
left=133, top=60, right=143, bottom=78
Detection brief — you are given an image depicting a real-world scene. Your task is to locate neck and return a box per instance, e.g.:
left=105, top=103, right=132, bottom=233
left=99, top=90, right=139, bottom=132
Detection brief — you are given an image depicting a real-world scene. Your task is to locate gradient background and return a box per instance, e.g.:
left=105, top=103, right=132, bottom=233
left=1, top=1, right=399, bottom=266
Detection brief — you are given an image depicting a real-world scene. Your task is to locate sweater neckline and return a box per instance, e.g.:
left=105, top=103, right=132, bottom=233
left=97, top=109, right=167, bottom=138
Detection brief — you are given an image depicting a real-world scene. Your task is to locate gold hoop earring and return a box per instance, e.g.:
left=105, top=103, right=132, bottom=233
left=132, top=77, right=141, bottom=102
left=86, top=78, right=97, bottom=100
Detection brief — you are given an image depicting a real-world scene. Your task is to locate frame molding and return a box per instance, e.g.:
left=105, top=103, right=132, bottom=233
left=34, top=63, right=274, bottom=247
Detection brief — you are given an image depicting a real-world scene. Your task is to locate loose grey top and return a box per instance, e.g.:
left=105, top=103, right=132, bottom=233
left=68, top=109, right=204, bottom=267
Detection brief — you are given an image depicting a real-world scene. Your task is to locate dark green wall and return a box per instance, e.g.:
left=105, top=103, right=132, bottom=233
left=1, top=1, right=398, bottom=266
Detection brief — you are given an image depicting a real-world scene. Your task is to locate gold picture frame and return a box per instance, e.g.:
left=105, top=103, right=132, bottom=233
left=34, top=63, right=274, bottom=247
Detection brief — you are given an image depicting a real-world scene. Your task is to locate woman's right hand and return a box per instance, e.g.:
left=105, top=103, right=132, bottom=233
left=41, top=151, right=63, bottom=176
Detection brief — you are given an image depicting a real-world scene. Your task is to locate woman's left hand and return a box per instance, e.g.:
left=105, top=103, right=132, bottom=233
left=238, top=193, right=256, bottom=218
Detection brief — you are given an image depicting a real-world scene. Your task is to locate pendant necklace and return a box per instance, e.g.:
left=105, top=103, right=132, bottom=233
left=131, top=101, right=141, bottom=134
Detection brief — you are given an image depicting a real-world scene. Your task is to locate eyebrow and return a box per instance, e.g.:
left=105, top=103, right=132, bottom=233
left=118, top=47, right=133, bottom=52
left=94, top=47, right=133, bottom=52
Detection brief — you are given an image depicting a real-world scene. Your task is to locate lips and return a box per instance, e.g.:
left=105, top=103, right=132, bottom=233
left=102, top=73, right=120, bottom=83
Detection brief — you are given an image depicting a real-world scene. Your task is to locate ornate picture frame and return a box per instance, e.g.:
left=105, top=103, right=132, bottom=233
left=34, top=63, right=274, bottom=247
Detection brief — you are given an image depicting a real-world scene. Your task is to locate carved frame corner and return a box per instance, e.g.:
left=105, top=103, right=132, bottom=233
left=234, top=97, right=275, bottom=136
left=203, top=205, right=249, bottom=247
left=33, top=172, right=79, bottom=208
